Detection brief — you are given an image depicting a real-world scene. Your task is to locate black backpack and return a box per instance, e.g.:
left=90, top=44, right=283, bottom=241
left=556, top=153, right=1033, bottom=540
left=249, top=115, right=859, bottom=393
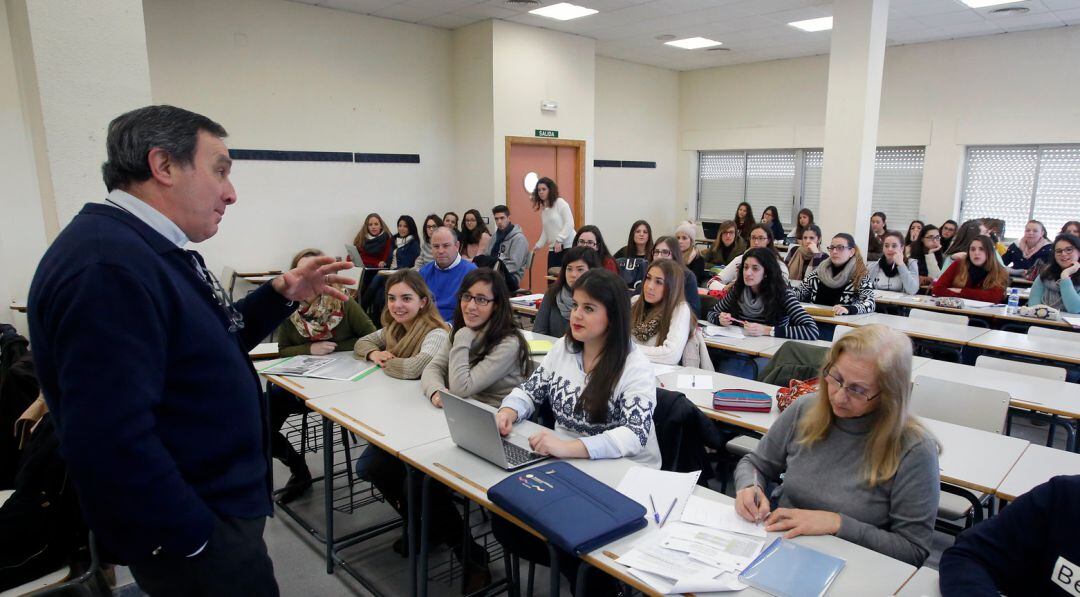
left=0, top=325, right=39, bottom=488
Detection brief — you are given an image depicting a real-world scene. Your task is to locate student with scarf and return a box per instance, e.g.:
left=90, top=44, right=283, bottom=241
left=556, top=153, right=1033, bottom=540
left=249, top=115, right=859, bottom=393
left=1002, top=219, right=1052, bottom=277
left=714, top=225, right=789, bottom=286
left=932, top=235, right=1009, bottom=303
left=269, top=249, right=376, bottom=503
left=354, top=269, right=448, bottom=378
left=628, top=259, right=692, bottom=365
left=866, top=211, right=887, bottom=262
left=361, top=215, right=421, bottom=309
left=797, top=233, right=876, bottom=315
left=792, top=208, right=815, bottom=244
left=645, top=236, right=702, bottom=315
left=533, top=246, right=600, bottom=337
left=867, top=231, right=920, bottom=294
left=702, top=220, right=747, bottom=269
left=760, top=205, right=786, bottom=244
left=459, top=208, right=492, bottom=261
left=733, top=201, right=755, bottom=243
left=573, top=225, right=617, bottom=272
left=786, top=224, right=827, bottom=283
left=910, top=224, right=945, bottom=286
left=675, top=220, right=708, bottom=285
left=614, top=220, right=653, bottom=259
left=413, top=214, right=441, bottom=271
left=939, top=219, right=959, bottom=252
left=353, top=212, right=393, bottom=267
left=903, top=220, right=924, bottom=258
left=1026, top=234, right=1080, bottom=314
left=709, top=247, right=819, bottom=341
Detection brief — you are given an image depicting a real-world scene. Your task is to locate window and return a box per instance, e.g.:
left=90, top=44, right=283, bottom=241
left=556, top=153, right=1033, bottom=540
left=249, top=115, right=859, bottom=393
left=698, top=147, right=925, bottom=234
left=960, top=145, right=1080, bottom=237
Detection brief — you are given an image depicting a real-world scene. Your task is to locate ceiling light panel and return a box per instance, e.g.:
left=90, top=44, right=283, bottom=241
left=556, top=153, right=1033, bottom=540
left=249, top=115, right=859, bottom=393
left=664, top=37, right=723, bottom=49
left=788, top=16, right=833, bottom=32
left=528, top=2, right=598, bottom=21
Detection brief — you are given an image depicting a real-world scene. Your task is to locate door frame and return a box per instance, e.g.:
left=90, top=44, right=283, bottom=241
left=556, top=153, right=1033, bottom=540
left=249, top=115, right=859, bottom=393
left=504, top=136, right=586, bottom=223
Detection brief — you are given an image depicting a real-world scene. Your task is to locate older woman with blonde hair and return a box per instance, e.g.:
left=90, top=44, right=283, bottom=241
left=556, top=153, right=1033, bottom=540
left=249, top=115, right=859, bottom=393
left=734, top=325, right=940, bottom=566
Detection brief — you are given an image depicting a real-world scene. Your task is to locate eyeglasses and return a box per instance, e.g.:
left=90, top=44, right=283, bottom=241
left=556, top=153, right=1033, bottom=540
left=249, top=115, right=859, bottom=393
left=1055, top=247, right=1077, bottom=256
left=749, top=236, right=769, bottom=242
left=826, top=245, right=852, bottom=252
left=578, top=240, right=598, bottom=248
left=923, top=234, right=941, bottom=240
left=425, top=224, right=437, bottom=230
left=721, top=230, right=736, bottom=236
left=460, top=293, right=494, bottom=306
left=823, top=365, right=880, bottom=402
left=652, top=249, right=672, bottom=257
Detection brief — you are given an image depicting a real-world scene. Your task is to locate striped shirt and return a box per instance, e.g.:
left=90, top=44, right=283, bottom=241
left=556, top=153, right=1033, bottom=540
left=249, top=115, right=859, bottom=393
left=706, top=287, right=820, bottom=341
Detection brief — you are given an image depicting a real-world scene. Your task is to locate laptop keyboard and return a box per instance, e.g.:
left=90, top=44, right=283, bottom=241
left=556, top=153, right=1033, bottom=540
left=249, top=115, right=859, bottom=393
left=503, top=440, right=543, bottom=466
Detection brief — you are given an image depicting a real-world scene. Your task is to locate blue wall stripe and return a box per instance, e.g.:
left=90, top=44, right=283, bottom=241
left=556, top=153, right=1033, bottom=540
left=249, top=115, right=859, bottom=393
left=229, top=149, right=353, bottom=162
left=354, top=153, right=420, bottom=164
left=593, top=159, right=657, bottom=169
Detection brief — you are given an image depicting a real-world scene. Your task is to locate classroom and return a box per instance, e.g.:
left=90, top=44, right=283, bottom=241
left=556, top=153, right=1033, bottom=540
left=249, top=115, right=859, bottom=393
left=2, top=0, right=1080, bottom=596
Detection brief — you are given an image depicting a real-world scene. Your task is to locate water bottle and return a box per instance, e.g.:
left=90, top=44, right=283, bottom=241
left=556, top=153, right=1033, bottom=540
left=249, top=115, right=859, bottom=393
left=1007, top=287, right=1020, bottom=314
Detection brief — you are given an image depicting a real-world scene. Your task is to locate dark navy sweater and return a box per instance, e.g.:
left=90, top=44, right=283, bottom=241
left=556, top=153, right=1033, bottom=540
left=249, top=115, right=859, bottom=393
left=28, top=203, right=295, bottom=564
left=939, top=474, right=1080, bottom=596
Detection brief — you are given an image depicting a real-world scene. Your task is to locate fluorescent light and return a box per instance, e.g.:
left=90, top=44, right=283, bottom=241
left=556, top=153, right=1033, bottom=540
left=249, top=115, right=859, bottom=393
left=960, top=0, right=1025, bottom=7
left=788, top=16, right=833, bottom=32
left=528, top=2, right=598, bottom=21
left=664, top=37, right=723, bottom=50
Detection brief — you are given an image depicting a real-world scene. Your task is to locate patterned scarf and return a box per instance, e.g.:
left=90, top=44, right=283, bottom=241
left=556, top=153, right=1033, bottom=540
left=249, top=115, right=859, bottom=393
left=1018, top=237, right=1050, bottom=260
left=632, top=309, right=662, bottom=342
left=815, top=258, right=856, bottom=289
left=290, top=292, right=344, bottom=340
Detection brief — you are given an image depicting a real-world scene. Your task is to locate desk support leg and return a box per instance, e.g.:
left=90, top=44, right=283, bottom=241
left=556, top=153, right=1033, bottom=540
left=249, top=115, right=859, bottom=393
left=546, top=544, right=560, bottom=597
left=419, top=475, right=433, bottom=597
left=323, top=417, right=334, bottom=574
left=407, top=465, right=419, bottom=597
left=574, top=562, right=590, bottom=596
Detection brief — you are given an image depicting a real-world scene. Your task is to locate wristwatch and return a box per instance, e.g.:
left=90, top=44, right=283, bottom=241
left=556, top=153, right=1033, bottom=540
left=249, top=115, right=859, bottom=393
left=768, top=327, right=775, bottom=337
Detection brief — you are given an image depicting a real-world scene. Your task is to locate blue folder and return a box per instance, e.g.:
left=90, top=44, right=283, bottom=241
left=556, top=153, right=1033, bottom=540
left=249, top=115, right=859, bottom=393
left=738, top=538, right=845, bottom=597
left=487, top=461, right=647, bottom=555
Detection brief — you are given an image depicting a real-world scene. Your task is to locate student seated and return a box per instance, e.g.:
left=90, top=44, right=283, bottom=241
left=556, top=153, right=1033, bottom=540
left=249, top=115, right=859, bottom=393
left=734, top=325, right=940, bottom=566
left=1002, top=219, right=1052, bottom=277
left=910, top=224, right=945, bottom=286
left=702, top=220, right=746, bottom=269
left=646, top=236, right=701, bottom=315
left=760, top=205, right=785, bottom=244
left=715, top=225, right=790, bottom=286
left=796, top=233, right=876, bottom=315
left=942, top=219, right=1004, bottom=272
left=492, top=268, right=660, bottom=593
left=413, top=214, right=441, bottom=271
left=474, top=204, right=530, bottom=292
left=361, top=215, right=420, bottom=308
left=903, top=220, right=924, bottom=258
left=271, top=250, right=376, bottom=503
left=443, top=211, right=460, bottom=234
left=676, top=220, right=708, bottom=285
left=629, top=259, right=693, bottom=365
left=866, top=211, right=887, bottom=262
left=867, top=231, right=920, bottom=294
left=932, top=235, right=1009, bottom=303
left=938, top=474, right=1080, bottom=596
left=785, top=224, right=826, bottom=283
left=1029, top=233, right=1080, bottom=314
left=792, top=208, right=815, bottom=244
left=421, top=268, right=532, bottom=408
left=354, top=212, right=393, bottom=268
left=418, top=227, right=478, bottom=321
left=534, top=246, right=600, bottom=337
left=573, top=225, right=617, bottom=272
left=939, top=219, right=959, bottom=252
left=733, top=201, right=755, bottom=243
left=354, top=269, right=448, bottom=378
left=1062, top=220, right=1080, bottom=237
left=708, top=247, right=819, bottom=340
left=613, top=219, right=653, bottom=259
left=459, top=209, right=492, bottom=261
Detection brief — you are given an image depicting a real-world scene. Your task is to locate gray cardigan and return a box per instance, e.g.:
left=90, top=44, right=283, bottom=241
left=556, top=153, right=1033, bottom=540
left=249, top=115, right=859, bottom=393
left=420, top=327, right=530, bottom=408
left=734, top=398, right=940, bottom=566
left=867, top=258, right=920, bottom=294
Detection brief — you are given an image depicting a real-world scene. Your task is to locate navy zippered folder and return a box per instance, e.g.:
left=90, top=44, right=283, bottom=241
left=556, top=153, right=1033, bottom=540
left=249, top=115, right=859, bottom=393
left=487, top=461, right=647, bottom=555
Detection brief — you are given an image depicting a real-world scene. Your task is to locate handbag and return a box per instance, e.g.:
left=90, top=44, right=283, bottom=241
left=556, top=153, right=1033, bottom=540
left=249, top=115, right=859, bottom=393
left=774, top=377, right=819, bottom=413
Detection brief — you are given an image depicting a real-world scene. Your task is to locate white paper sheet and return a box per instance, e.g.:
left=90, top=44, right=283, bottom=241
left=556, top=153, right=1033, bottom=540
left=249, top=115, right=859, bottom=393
left=259, top=353, right=379, bottom=381
left=703, top=325, right=745, bottom=339
left=510, top=293, right=545, bottom=304
left=661, top=523, right=765, bottom=570
left=677, top=374, right=714, bottom=391
left=627, top=567, right=746, bottom=594
left=617, top=524, right=754, bottom=594
left=874, top=290, right=905, bottom=300
left=1062, top=315, right=1080, bottom=328
left=680, top=495, right=766, bottom=538
left=652, top=363, right=679, bottom=377
left=616, top=468, right=699, bottom=525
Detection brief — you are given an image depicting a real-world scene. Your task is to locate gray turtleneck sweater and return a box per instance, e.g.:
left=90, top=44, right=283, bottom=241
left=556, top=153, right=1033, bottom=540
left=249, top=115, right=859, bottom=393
left=734, top=397, right=940, bottom=566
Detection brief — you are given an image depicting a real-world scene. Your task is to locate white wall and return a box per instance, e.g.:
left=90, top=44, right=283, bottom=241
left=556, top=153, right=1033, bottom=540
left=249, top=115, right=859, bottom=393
left=452, top=21, right=495, bottom=206
left=594, top=56, right=679, bottom=243
left=679, top=25, right=1080, bottom=229
left=143, top=0, right=456, bottom=275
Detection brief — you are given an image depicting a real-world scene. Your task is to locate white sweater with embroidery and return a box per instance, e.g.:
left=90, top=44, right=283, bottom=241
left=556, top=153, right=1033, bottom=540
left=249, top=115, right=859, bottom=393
left=501, top=340, right=661, bottom=468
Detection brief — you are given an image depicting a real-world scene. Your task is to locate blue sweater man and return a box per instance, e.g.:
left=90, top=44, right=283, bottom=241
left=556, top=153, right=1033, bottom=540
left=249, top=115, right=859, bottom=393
left=419, top=227, right=477, bottom=321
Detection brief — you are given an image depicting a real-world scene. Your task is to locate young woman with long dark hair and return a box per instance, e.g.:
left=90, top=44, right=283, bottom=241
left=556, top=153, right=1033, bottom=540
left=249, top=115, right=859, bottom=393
left=614, top=220, right=653, bottom=259
left=910, top=224, right=945, bottom=286
left=793, top=208, right=815, bottom=243
left=530, top=177, right=575, bottom=271
left=629, top=259, right=692, bottom=365
left=709, top=247, right=819, bottom=340
left=866, top=211, right=887, bottom=261
left=733, top=201, right=755, bottom=243
left=459, top=209, right=492, bottom=261
left=1029, top=233, right=1080, bottom=314
left=573, top=224, right=617, bottom=272
left=533, top=246, right=601, bottom=337
left=797, top=233, right=875, bottom=315
left=903, top=220, right=924, bottom=259
left=932, top=235, right=1009, bottom=303
left=867, top=230, right=920, bottom=294
left=786, top=224, right=826, bottom=283
left=760, top=205, right=785, bottom=243
left=715, top=224, right=789, bottom=286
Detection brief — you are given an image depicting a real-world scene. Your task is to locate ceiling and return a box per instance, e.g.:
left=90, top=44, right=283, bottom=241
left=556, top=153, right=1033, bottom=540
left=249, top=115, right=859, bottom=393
left=289, top=0, right=1080, bottom=71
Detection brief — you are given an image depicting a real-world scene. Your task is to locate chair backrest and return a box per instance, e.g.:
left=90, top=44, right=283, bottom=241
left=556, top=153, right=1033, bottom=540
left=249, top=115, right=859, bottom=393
left=910, top=375, right=1011, bottom=434
left=653, top=388, right=723, bottom=482
left=759, top=341, right=828, bottom=385
left=832, top=325, right=854, bottom=341
left=909, top=308, right=969, bottom=327
left=1027, top=325, right=1080, bottom=343
left=220, top=266, right=237, bottom=300
left=975, top=355, right=1067, bottom=381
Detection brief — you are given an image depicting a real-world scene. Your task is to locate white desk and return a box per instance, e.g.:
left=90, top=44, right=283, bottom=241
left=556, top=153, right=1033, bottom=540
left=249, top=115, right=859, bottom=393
left=920, top=418, right=1029, bottom=495
left=265, top=372, right=366, bottom=401
left=914, top=360, right=1080, bottom=419
left=873, top=290, right=1072, bottom=330
left=249, top=342, right=280, bottom=360
left=798, top=304, right=875, bottom=326
left=895, top=566, right=940, bottom=597
left=756, top=338, right=933, bottom=371
left=702, top=333, right=783, bottom=357
left=8, top=301, right=26, bottom=313
left=995, top=443, right=1080, bottom=501
left=848, top=313, right=989, bottom=345
left=968, top=329, right=1080, bottom=366
left=658, top=367, right=782, bottom=434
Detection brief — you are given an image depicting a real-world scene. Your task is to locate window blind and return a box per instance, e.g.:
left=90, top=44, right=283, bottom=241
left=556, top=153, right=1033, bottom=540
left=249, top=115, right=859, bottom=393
left=959, top=146, right=1038, bottom=238
left=1031, top=145, right=1080, bottom=235
left=697, top=151, right=745, bottom=221
left=698, top=150, right=796, bottom=226
left=746, top=150, right=796, bottom=224
left=798, top=147, right=925, bottom=231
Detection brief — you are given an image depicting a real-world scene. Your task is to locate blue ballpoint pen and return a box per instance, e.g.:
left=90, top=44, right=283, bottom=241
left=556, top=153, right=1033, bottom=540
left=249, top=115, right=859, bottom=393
left=649, top=494, right=660, bottom=524
left=659, top=497, right=677, bottom=528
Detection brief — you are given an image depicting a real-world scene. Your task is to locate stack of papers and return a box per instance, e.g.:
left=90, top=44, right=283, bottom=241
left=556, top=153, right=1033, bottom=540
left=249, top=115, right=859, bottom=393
left=510, top=293, right=544, bottom=304
left=258, top=353, right=379, bottom=381
left=703, top=324, right=745, bottom=340
left=677, top=374, right=713, bottom=391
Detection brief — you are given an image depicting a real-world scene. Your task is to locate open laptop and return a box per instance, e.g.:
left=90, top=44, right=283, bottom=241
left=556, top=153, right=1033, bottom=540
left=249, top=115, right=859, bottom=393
left=441, top=392, right=549, bottom=471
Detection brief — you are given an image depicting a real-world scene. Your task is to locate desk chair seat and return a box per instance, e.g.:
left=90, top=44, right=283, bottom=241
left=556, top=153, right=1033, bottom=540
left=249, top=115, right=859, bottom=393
left=1026, top=325, right=1080, bottom=342
left=725, top=435, right=759, bottom=458
left=909, top=308, right=969, bottom=327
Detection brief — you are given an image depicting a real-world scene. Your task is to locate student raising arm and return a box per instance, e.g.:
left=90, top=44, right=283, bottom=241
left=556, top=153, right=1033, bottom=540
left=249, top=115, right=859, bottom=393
left=629, top=259, right=693, bottom=365
left=734, top=325, right=940, bottom=566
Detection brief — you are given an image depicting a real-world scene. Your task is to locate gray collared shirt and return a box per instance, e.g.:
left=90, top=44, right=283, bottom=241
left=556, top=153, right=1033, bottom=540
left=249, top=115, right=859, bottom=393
left=104, top=188, right=189, bottom=248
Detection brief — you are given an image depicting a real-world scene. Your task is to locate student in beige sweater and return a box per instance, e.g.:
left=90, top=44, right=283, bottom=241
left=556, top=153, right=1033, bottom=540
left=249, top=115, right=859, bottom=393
left=353, top=269, right=448, bottom=379
left=421, top=268, right=532, bottom=408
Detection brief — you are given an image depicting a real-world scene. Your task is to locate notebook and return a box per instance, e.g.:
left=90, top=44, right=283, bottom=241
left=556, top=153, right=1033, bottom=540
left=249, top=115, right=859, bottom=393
left=738, top=538, right=845, bottom=597
left=527, top=340, right=553, bottom=355
left=713, top=389, right=773, bottom=413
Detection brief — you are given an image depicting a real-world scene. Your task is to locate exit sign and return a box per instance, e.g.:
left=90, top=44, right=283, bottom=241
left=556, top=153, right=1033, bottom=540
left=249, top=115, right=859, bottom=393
left=535, top=129, right=558, bottom=138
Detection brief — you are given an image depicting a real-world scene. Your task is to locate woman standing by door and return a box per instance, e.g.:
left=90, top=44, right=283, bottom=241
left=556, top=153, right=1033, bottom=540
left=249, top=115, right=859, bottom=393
left=531, top=177, right=575, bottom=272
